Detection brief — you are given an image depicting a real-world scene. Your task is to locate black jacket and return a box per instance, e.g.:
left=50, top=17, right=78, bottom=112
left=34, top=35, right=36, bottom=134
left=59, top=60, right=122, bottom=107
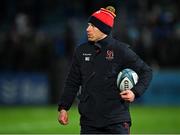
left=58, top=35, right=152, bottom=127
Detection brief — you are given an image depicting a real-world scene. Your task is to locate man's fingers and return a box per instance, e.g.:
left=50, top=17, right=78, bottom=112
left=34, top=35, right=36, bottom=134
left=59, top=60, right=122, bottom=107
left=63, top=116, right=68, bottom=125
left=120, top=91, right=129, bottom=98
left=58, top=110, right=68, bottom=125
left=121, top=94, right=128, bottom=98
left=60, top=115, right=68, bottom=125
left=120, top=90, right=135, bottom=102
left=60, top=119, right=68, bottom=125
left=59, top=116, right=68, bottom=125
left=120, top=91, right=128, bottom=96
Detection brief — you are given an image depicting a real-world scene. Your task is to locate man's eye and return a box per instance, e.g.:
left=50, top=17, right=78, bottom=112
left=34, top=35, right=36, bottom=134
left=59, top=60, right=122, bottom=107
left=91, top=24, right=95, bottom=27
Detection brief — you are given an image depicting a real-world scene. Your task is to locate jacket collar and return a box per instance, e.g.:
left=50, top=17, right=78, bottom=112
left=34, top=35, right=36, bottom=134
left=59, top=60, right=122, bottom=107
left=89, top=35, right=113, bottom=49
left=96, top=35, right=113, bottom=46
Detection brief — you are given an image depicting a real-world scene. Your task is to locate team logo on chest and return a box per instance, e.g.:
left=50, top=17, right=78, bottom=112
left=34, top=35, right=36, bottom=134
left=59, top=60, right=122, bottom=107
left=85, top=57, right=90, bottom=61
left=83, top=53, right=92, bottom=61
left=106, top=50, right=114, bottom=60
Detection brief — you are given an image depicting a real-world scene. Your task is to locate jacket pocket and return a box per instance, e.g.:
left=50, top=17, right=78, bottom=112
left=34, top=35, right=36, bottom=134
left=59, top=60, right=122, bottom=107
left=78, top=93, right=92, bottom=117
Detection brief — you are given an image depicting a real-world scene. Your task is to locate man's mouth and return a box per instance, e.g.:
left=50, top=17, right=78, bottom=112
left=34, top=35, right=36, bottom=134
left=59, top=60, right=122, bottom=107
left=87, top=34, right=92, bottom=38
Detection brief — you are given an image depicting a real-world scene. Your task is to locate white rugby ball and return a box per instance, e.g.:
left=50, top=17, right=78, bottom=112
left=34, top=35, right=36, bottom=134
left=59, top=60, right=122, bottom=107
left=117, top=68, right=138, bottom=91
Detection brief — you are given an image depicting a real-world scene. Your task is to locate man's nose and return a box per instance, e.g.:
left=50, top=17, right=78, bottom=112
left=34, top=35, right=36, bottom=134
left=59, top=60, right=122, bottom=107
left=86, top=25, right=91, bottom=32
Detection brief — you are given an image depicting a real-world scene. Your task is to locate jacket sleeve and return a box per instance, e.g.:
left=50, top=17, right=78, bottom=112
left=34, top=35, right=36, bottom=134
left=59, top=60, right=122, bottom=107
left=123, top=46, right=153, bottom=98
left=58, top=48, right=81, bottom=111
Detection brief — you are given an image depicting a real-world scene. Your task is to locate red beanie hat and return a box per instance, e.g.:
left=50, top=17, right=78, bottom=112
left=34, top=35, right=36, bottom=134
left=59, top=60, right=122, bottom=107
left=89, top=6, right=116, bottom=35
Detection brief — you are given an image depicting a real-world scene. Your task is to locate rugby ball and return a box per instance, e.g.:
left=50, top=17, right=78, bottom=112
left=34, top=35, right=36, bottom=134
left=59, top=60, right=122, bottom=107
left=117, top=68, right=138, bottom=91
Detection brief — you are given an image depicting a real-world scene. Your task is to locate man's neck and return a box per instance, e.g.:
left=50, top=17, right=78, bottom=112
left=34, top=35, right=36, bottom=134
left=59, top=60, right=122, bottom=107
left=95, top=35, right=107, bottom=43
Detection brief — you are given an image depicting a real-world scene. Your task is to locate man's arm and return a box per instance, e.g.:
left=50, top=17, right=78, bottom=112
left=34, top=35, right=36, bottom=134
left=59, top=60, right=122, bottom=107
left=58, top=48, right=81, bottom=124
left=123, top=46, right=153, bottom=98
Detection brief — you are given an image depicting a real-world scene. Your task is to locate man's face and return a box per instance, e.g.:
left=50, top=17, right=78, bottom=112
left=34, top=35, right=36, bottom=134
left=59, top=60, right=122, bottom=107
left=86, top=23, right=107, bottom=42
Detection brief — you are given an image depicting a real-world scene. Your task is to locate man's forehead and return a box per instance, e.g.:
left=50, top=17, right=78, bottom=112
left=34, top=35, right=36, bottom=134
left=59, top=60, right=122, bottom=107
left=87, top=23, right=98, bottom=30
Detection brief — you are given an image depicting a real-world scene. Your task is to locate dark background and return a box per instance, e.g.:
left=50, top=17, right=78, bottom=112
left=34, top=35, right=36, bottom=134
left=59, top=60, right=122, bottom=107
left=0, top=0, right=179, bottom=104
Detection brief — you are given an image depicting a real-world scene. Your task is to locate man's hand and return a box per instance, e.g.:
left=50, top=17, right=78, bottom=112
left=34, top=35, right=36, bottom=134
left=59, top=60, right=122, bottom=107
left=58, top=109, right=68, bottom=125
left=120, top=90, right=135, bottom=102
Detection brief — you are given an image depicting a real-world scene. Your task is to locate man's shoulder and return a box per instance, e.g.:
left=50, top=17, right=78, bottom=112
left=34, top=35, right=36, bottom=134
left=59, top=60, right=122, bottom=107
left=114, top=39, right=130, bottom=48
left=76, top=42, right=92, bottom=50
left=119, top=41, right=130, bottom=48
left=76, top=42, right=88, bottom=48
left=74, top=42, right=91, bottom=54
left=112, top=39, right=131, bottom=49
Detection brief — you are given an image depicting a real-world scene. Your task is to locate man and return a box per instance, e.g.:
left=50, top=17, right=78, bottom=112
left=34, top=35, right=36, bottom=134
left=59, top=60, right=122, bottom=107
left=58, top=6, right=152, bottom=134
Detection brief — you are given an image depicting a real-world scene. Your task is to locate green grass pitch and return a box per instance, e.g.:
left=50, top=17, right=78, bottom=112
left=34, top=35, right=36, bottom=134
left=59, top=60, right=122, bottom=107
left=0, top=105, right=180, bottom=134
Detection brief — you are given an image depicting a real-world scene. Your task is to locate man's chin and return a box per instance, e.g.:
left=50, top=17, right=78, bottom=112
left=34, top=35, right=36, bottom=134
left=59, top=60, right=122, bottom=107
left=88, top=38, right=94, bottom=42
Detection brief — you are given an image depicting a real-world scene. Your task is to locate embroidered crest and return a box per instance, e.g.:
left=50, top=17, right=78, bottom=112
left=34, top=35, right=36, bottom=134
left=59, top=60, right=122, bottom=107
left=106, top=50, right=114, bottom=60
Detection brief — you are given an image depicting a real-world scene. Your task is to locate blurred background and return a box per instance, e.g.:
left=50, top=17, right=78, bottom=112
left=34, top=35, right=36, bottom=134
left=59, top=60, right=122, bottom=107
left=0, top=0, right=180, bottom=134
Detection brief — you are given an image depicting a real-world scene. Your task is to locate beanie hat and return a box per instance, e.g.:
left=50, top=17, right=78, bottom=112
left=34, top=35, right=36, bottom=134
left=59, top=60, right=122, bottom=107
left=88, top=6, right=116, bottom=35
